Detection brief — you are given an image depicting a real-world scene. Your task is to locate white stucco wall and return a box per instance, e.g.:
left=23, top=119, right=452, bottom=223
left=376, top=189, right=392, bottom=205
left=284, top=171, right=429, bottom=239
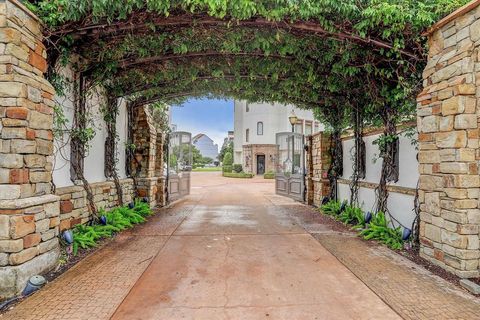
left=117, top=99, right=128, bottom=179
left=52, top=66, right=75, bottom=188
left=53, top=66, right=130, bottom=187
left=338, top=129, right=419, bottom=229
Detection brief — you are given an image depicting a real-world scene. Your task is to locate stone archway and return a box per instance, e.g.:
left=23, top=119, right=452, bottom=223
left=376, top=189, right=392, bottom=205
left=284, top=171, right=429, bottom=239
left=1, top=0, right=480, bottom=298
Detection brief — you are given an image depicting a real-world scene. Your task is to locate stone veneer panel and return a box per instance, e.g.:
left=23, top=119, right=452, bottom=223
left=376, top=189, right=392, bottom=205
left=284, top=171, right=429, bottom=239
left=307, top=132, right=331, bottom=207
left=0, top=0, right=60, bottom=298
left=418, top=2, right=480, bottom=278
left=55, top=179, right=135, bottom=232
left=242, top=144, right=277, bottom=174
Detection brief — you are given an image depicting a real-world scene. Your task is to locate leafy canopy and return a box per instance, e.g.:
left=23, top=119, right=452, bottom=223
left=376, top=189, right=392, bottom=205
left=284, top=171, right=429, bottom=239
left=26, top=0, right=469, bottom=128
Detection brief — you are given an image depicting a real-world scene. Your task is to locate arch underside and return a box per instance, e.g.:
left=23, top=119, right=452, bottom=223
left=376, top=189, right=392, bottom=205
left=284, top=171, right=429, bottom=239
left=41, top=6, right=427, bottom=118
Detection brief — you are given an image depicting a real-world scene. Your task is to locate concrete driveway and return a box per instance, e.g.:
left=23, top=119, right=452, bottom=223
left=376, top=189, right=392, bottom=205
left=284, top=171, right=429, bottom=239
left=3, top=172, right=401, bottom=320
left=112, top=172, right=400, bottom=319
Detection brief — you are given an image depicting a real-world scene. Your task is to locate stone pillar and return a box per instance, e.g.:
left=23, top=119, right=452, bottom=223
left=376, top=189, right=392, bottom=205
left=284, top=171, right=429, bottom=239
left=131, top=106, right=159, bottom=207
left=0, top=0, right=60, bottom=298
left=310, top=132, right=331, bottom=207
left=418, top=3, right=480, bottom=278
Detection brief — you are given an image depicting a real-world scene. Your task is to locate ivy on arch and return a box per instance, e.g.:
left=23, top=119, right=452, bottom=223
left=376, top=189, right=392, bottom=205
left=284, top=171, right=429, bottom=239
left=26, top=0, right=470, bottom=221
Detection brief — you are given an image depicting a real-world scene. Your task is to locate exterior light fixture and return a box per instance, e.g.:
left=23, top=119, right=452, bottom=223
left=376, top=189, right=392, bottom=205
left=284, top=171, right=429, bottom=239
left=288, top=111, right=298, bottom=132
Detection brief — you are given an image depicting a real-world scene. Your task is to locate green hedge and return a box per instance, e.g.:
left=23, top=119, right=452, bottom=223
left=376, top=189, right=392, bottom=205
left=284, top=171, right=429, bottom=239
left=232, top=164, right=243, bottom=173
left=264, top=171, right=275, bottom=179
left=222, top=165, right=232, bottom=173
left=223, top=172, right=254, bottom=178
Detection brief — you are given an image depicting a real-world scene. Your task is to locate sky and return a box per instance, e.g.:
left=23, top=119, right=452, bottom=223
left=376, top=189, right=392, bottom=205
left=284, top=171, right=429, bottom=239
left=171, top=98, right=234, bottom=148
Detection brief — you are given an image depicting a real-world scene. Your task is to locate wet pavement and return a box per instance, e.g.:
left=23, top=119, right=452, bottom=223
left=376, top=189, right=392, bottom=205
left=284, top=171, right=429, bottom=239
left=3, top=172, right=478, bottom=319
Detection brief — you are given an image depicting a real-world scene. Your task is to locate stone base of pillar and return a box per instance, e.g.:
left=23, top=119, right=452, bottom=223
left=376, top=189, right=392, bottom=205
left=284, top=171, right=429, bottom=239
left=136, top=177, right=166, bottom=208
left=0, top=194, right=60, bottom=298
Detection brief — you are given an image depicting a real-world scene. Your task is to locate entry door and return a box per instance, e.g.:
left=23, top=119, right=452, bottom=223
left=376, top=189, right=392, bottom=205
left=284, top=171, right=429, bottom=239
left=257, top=155, right=265, bottom=175
left=167, top=131, right=192, bottom=202
left=275, top=132, right=305, bottom=202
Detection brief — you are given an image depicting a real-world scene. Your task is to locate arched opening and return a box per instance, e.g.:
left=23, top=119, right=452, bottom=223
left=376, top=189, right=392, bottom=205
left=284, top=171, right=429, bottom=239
left=1, top=0, right=478, bottom=304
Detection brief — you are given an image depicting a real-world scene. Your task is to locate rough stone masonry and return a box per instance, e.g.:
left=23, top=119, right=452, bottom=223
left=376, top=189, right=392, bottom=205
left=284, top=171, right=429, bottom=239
left=417, top=1, right=480, bottom=278
left=0, top=0, right=60, bottom=298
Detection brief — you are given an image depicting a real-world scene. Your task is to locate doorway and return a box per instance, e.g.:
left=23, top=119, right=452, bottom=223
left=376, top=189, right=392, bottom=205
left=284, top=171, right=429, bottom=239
left=257, top=155, right=266, bottom=175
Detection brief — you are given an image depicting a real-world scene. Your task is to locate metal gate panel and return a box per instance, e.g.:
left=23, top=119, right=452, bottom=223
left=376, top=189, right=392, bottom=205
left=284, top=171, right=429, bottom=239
left=275, top=132, right=305, bottom=202
left=167, top=132, right=192, bottom=202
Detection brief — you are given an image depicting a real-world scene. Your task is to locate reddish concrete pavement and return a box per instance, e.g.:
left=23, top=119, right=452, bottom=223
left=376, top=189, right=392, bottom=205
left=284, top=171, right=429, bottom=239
left=112, top=173, right=400, bottom=319
left=3, top=172, right=401, bottom=320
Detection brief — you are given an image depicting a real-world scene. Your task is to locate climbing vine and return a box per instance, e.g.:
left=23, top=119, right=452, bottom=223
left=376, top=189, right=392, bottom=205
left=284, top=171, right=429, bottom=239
left=24, top=0, right=471, bottom=221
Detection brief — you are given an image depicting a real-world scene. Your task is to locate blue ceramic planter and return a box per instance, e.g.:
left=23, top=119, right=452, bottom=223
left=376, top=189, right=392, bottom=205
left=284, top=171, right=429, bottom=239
left=100, top=215, right=107, bottom=225
left=128, top=202, right=135, bottom=209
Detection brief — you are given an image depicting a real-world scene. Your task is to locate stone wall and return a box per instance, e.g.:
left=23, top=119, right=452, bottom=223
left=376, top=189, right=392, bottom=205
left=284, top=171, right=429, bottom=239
left=0, top=0, right=60, bottom=298
left=242, top=144, right=276, bottom=174
left=131, top=106, right=167, bottom=208
left=418, top=2, right=480, bottom=278
left=307, top=132, right=331, bottom=207
left=55, top=179, right=134, bottom=232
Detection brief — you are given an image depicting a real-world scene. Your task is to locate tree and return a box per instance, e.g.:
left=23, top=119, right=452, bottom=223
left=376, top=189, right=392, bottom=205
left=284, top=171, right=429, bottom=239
left=223, top=152, right=233, bottom=166
left=219, top=141, right=233, bottom=162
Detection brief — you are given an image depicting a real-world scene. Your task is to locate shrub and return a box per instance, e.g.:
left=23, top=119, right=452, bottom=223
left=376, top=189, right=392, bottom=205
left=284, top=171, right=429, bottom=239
left=264, top=171, right=275, bottom=179
left=222, top=165, right=232, bottom=173
left=223, top=151, right=233, bottom=166
left=223, top=172, right=254, bottom=178
left=232, top=164, right=243, bottom=173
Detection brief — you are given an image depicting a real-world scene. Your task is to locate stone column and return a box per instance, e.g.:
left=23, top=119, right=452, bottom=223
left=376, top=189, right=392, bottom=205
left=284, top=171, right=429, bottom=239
left=311, top=132, right=331, bottom=207
left=0, top=0, right=60, bottom=298
left=131, top=106, right=158, bottom=207
left=418, top=4, right=480, bottom=278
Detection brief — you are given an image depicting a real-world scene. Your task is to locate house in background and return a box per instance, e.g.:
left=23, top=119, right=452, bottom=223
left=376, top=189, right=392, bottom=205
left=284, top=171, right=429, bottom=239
left=192, top=133, right=219, bottom=160
left=233, top=100, right=323, bottom=175
left=222, top=131, right=234, bottom=149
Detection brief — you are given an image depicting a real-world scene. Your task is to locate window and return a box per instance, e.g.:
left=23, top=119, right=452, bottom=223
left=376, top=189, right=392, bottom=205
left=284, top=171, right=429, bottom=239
left=246, top=129, right=249, bottom=142
left=246, top=103, right=250, bottom=112
left=257, top=122, right=263, bottom=135
left=305, top=121, right=312, bottom=135
left=314, top=122, right=320, bottom=133
left=294, top=121, right=303, bottom=134
left=386, top=138, right=400, bottom=183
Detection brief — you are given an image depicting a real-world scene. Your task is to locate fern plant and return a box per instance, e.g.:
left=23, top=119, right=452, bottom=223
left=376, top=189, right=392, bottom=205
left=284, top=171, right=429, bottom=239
left=359, top=212, right=403, bottom=250
left=320, top=200, right=342, bottom=216
left=72, top=201, right=154, bottom=255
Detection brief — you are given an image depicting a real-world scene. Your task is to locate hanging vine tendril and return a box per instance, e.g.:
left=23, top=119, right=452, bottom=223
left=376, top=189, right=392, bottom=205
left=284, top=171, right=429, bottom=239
left=70, top=73, right=98, bottom=217
left=374, top=105, right=402, bottom=227
left=328, top=127, right=343, bottom=200
left=104, top=95, right=124, bottom=206
left=349, top=106, right=365, bottom=206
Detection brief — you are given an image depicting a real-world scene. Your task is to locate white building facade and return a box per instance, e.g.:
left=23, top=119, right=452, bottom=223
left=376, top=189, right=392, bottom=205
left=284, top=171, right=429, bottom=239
left=234, top=100, right=322, bottom=174
left=192, top=134, right=219, bottom=160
